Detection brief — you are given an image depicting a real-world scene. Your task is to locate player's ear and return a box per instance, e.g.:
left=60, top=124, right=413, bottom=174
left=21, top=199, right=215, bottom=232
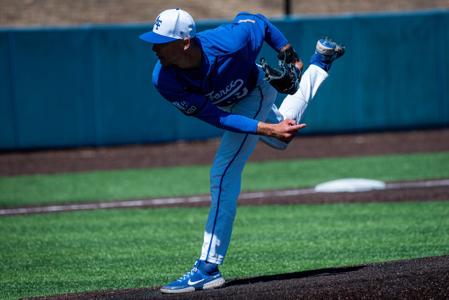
left=183, top=38, right=191, bottom=51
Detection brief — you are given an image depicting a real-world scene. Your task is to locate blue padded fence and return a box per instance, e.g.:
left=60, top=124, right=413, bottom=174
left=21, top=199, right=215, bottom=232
left=1, top=9, right=448, bottom=150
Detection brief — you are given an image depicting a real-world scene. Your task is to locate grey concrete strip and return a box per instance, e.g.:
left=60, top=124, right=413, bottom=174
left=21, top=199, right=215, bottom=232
left=1, top=179, right=448, bottom=216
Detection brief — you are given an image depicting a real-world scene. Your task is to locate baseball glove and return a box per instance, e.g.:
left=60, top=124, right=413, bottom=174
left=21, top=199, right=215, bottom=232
left=259, top=48, right=302, bottom=95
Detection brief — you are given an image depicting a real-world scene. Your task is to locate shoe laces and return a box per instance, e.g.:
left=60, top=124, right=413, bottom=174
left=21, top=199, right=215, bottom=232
left=177, top=267, right=198, bottom=282
left=321, top=36, right=335, bottom=47
left=323, top=37, right=345, bottom=54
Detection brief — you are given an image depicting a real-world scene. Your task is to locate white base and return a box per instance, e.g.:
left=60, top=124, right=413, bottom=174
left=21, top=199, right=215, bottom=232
left=314, top=178, right=386, bottom=193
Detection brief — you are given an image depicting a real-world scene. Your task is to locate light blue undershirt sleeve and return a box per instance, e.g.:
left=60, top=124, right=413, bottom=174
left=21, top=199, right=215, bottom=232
left=195, top=99, right=259, bottom=134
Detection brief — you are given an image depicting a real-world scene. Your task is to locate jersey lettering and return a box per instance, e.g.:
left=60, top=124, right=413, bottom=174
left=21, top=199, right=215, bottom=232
left=205, top=79, right=248, bottom=104
left=172, top=100, right=198, bottom=115
left=238, top=19, right=256, bottom=24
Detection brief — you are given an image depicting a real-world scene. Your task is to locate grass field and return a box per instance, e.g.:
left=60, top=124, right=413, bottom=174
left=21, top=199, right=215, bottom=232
left=1, top=152, right=449, bottom=207
left=1, top=201, right=449, bottom=299
left=2, top=151, right=449, bottom=299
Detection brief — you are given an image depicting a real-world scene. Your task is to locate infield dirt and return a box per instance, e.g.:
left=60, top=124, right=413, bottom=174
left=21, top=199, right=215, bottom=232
left=3, top=0, right=449, bottom=27
left=2, top=128, right=449, bottom=176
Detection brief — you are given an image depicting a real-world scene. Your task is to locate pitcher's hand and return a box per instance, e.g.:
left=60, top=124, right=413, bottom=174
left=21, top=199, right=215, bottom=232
left=257, top=119, right=306, bottom=142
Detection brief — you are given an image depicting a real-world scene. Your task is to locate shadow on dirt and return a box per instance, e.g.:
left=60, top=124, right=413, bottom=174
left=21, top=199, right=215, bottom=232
left=226, top=265, right=365, bottom=287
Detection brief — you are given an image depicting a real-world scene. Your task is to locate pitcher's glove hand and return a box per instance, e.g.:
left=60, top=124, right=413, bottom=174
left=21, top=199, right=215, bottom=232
left=259, top=47, right=303, bottom=95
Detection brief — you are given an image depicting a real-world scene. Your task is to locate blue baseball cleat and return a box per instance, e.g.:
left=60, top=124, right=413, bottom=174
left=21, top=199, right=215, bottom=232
left=160, top=260, right=225, bottom=294
left=310, top=37, right=345, bottom=71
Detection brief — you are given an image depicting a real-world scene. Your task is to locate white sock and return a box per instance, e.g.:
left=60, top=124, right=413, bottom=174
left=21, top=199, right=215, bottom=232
left=279, top=64, right=328, bottom=122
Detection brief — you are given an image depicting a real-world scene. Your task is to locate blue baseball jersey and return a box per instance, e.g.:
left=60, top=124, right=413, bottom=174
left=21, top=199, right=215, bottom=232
left=152, top=12, right=289, bottom=134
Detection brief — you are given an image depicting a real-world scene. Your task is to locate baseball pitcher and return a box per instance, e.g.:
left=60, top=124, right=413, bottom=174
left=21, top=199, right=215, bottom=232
left=139, top=8, right=344, bottom=293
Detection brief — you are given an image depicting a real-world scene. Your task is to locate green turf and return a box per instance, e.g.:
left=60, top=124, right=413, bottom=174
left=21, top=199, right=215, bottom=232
left=1, top=152, right=449, bottom=207
left=1, top=201, right=449, bottom=299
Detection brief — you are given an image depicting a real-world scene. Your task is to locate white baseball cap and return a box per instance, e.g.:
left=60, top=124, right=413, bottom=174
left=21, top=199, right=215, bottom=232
left=139, top=8, right=196, bottom=44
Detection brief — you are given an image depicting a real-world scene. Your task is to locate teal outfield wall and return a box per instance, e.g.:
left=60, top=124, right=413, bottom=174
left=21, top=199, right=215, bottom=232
left=1, top=9, right=449, bottom=150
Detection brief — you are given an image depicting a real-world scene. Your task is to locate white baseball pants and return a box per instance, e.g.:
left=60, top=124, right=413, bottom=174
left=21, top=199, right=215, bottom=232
left=200, top=64, right=328, bottom=264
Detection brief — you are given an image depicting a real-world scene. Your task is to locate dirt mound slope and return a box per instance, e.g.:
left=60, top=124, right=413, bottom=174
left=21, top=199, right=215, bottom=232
left=32, top=255, right=449, bottom=300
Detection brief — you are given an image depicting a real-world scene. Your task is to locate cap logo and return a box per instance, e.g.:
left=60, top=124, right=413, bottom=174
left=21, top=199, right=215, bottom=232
left=140, top=8, right=196, bottom=44
left=154, top=16, right=162, bottom=30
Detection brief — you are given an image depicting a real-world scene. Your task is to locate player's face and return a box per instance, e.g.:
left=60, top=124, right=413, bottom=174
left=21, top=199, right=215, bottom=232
left=152, top=40, right=185, bottom=67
